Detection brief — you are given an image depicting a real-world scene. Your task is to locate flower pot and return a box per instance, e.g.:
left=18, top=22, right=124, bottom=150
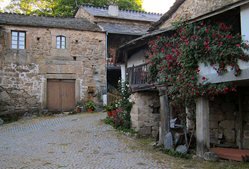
left=112, top=110, right=117, bottom=118
left=76, top=107, right=82, bottom=113
left=107, top=111, right=112, bottom=117
left=87, top=108, right=94, bottom=113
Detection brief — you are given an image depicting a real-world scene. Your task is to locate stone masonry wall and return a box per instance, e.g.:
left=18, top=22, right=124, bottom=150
left=130, top=91, right=160, bottom=138
left=209, top=94, right=239, bottom=146
left=0, top=63, right=43, bottom=115
left=160, top=0, right=241, bottom=29
left=0, top=25, right=106, bottom=114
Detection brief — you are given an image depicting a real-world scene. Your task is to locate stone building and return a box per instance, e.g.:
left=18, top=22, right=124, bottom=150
left=117, top=0, right=249, bottom=159
left=0, top=13, right=106, bottom=114
left=75, top=5, right=161, bottom=94
left=0, top=5, right=162, bottom=115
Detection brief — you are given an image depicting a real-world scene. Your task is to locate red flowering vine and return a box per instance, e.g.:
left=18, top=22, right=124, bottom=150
left=146, top=21, right=249, bottom=103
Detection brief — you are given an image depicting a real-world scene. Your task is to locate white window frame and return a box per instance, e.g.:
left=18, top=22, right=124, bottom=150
left=56, top=35, right=66, bottom=49
left=11, top=31, right=26, bottom=49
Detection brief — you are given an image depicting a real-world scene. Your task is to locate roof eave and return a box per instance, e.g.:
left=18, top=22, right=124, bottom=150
left=0, top=22, right=104, bottom=32
left=93, top=15, right=158, bottom=23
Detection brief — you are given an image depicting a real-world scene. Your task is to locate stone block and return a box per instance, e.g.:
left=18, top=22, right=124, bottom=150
left=210, top=112, right=224, bottom=122
left=210, top=120, right=218, bottom=129
left=244, top=130, right=249, bottom=139
left=139, top=126, right=151, bottom=136
left=176, top=145, right=188, bottom=154
left=243, top=139, right=249, bottom=149
left=0, top=118, right=4, bottom=125
left=203, top=152, right=219, bottom=162
left=26, top=97, right=38, bottom=105
left=151, top=131, right=158, bottom=138
left=219, top=120, right=235, bottom=130
left=221, top=102, right=235, bottom=114
left=0, top=91, right=11, bottom=101
left=224, top=129, right=235, bottom=143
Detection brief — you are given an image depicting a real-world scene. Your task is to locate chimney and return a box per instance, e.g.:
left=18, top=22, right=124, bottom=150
left=108, top=5, right=119, bottom=16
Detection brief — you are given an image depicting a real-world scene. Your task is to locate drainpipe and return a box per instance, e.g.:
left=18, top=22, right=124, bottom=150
left=103, top=31, right=108, bottom=106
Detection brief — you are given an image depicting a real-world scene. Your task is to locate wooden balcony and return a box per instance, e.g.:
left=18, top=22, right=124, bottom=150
left=127, top=63, right=157, bottom=92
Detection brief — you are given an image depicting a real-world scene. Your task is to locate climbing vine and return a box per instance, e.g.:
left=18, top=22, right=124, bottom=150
left=147, top=21, right=249, bottom=106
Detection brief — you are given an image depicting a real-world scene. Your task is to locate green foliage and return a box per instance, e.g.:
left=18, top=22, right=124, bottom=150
left=104, top=116, right=114, bottom=126
left=147, top=21, right=249, bottom=108
left=85, top=100, right=96, bottom=111
left=104, top=80, right=133, bottom=131
left=4, top=0, right=143, bottom=16
left=162, top=149, right=192, bottom=159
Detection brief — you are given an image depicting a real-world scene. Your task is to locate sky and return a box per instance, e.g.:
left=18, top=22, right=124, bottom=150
left=143, top=0, right=175, bottom=14
left=0, top=0, right=176, bottom=14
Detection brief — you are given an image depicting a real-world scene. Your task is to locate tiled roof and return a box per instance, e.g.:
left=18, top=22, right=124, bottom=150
left=81, top=5, right=162, bottom=22
left=98, top=22, right=149, bottom=35
left=0, top=13, right=102, bottom=32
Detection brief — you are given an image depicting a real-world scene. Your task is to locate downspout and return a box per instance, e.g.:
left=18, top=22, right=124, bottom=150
left=103, top=31, right=108, bottom=105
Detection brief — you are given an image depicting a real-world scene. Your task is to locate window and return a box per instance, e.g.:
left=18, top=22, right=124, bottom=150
left=11, top=31, right=26, bottom=49
left=56, top=35, right=66, bottom=49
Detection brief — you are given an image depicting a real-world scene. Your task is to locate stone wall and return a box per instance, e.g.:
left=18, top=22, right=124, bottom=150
left=0, top=63, right=43, bottom=115
left=0, top=25, right=106, bottom=114
left=209, top=94, right=239, bottom=146
left=130, top=91, right=160, bottom=138
left=160, top=0, right=241, bottom=29
left=240, top=88, right=249, bottom=149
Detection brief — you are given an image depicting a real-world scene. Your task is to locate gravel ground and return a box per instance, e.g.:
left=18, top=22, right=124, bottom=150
left=0, top=113, right=169, bottom=169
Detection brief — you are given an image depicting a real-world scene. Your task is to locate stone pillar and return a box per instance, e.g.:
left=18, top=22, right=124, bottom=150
left=158, top=86, right=170, bottom=145
left=196, top=97, right=210, bottom=157
left=75, top=79, right=81, bottom=102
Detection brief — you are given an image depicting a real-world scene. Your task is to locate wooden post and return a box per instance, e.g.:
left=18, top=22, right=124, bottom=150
left=158, top=86, right=170, bottom=145
left=196, top=97, right=210, bottom=157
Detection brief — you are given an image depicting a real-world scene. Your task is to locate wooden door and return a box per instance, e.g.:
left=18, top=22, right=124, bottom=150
left=61, top=80, right=75, bottom=111
left=47, top=80, right=75, bottom=112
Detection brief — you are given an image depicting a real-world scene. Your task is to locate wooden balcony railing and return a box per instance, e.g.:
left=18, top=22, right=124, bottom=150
left=107, top=93, right=122, bottom=104
left=127, top=63, right=149, bottom=85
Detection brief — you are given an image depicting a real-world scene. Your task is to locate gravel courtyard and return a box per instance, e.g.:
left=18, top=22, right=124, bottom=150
left=0, top=113, right=169, bottom=169
left=1, top=113, right=249, bottom=169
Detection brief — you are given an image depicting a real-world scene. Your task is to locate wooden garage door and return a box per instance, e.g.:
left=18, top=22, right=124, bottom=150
left=47, top=80, right=75, bottom=112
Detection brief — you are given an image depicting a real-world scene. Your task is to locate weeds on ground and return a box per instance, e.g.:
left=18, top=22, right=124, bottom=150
left=162, top=149, right=192, bottom=159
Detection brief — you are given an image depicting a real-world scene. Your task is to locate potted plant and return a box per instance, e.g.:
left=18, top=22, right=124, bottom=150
left=75, top=101, right=84, bottom=113
left=104, top=104, right=114, bottom=117
left=85, top=100, right=96, bottom=112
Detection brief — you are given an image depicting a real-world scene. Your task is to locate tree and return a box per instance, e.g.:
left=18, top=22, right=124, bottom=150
left=5, top=0, right=143, bottom=16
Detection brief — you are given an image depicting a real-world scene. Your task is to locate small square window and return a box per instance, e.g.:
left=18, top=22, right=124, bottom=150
left=11, top=31, right=26, bottom=49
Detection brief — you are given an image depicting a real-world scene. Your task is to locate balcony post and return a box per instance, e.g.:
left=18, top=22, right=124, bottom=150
left=196, top=97, right=210, bottom=157
left=158, top=85, right=170, bottom=145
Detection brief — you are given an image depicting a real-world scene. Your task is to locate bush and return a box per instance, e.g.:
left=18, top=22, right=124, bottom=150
left=85, top=100, right=96, bottom=111
left=104, top=80, right=133, bottom=131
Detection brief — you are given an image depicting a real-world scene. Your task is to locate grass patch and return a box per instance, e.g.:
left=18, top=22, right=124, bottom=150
left=162, top=149, right=192, bottom=159
left=104, top=117, right=137, bottom=135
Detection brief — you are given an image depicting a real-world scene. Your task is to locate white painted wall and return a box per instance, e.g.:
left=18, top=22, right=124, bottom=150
left=127, top=49, right=146, bottom=68
left=198, top=4, right=249, bottom=84
left=241, top=3, right=249, bottom=43
left=121, top=64, right=126, bottom=82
